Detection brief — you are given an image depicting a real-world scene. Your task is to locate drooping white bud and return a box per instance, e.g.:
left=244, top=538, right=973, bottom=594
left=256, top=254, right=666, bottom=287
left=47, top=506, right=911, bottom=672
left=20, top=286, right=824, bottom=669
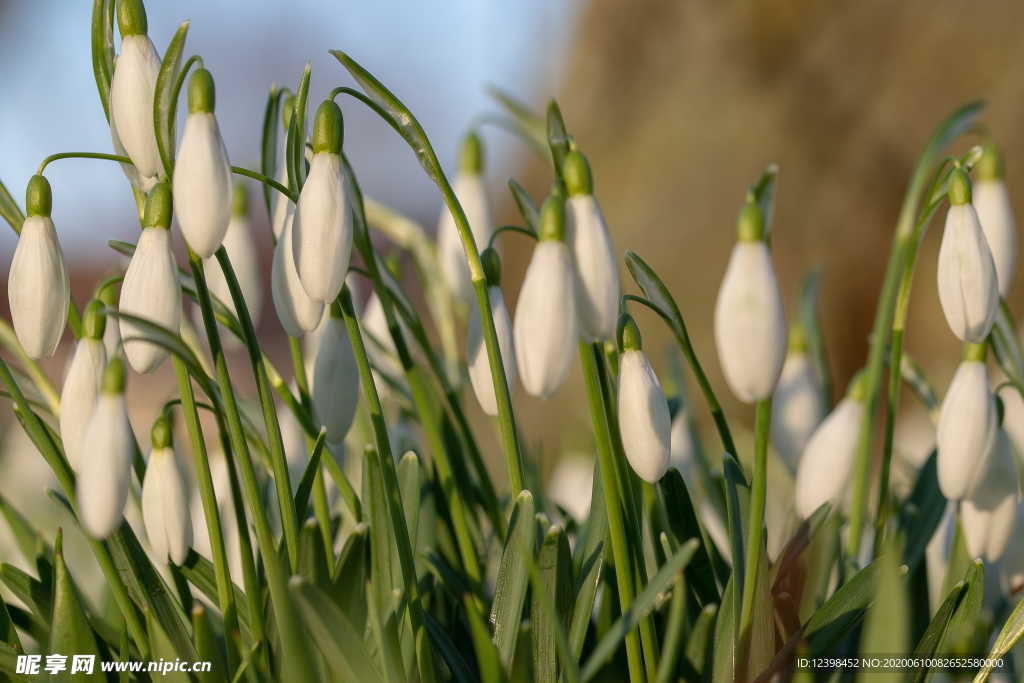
left=937, top=345, right=998, bottom=500
left=110, top=2, right=161, bottom=189
left=60, top=301, right=108, bottom=470
left=794, top=375, right=866, bottom=519
left=271, top=206, right=323, bottom=337
left=514, top=196, right=578, bottom=399
left=771, top=335, right=825, bottom=472
left=292, top=101, right=352, bottom=303
left=311, top=307, right=360, bottom=443
left=563, top=150, right=619, bottom=341
left=467, top=249, right=516, bottom=416
left=119, top=185, right=182, bottom=373
left=937, top=168, right=999, bottom=343
left=203, top=184, right=263, bottom=329
left=616, top=317, right=671, bottom=483
left=713, top=201, right=787, bottom=403
left=961, top=428, right=1019, bottom=562
left=438, top=133, right=492, bottom=304
left=973, top=144, right=1017, bottom=297
left=77, top=358, right=134, bottom=539
left=141, top=418, right=192, bottom=565
left=172, top=69, right=232, bottom=259
left=8, top=176, right=69, bottom=359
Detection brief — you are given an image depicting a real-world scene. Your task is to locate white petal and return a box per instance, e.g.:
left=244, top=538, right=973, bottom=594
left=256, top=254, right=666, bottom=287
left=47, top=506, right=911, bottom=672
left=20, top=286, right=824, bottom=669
left=937, top=204, right=999, bottom=342
left=292, top=153, right=352, bottom=302
left=794, top=397, right=863, bottom=519
left=438, top=174, right=491, bottom=303
left=271, top=161, right=293, bottom=240
left=974, top=179, right=1017, bottom=297
left=271, top=209, right=324, bottom=337
left=59, top=339, right=106, bottom=470
left=142, top=447, right=192, bottom=565
left=204, top=213, right=263, bottom=325
left=567, top=195, right=619, bottom=341
left=771, top=352, right=825, bottom=471
left=173, top=113, right=232, bottom=258
left=937, top=360, right=998, bottom=500
left=77, top=394, right=135, bottom=538
left=311, top=316, right=360, bottom=442
left=513, top=242, right=578, bottom=398
left=669, top=410, right=698, bottom=480
left=8, top=216, right=69, bottom=358
left=110, top=35, right=162, bottom=186
left=713, top=242, right=787, bottom=403
left=617, top=350, right=671, bottom=483
left=120, top=228, right=182, bottom=373
left=467, top=286, right=516, bottom=415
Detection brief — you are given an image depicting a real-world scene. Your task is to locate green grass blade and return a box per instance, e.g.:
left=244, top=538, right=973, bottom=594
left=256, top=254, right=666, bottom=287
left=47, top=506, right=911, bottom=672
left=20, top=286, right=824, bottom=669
left=293, top=428, right=327, bottom=518
left=531, top=525, right=574, bottom=683
left=90, top=0, right=114, bottom=121
left=153, top=21, right=190, bottom=179
left=907, top=579, right=968, bottom=682
left=805, top=558, right=880, bottom=655
left=857, top=547, right=908, bottom=682
left=490, top=491, right=536, bottom=670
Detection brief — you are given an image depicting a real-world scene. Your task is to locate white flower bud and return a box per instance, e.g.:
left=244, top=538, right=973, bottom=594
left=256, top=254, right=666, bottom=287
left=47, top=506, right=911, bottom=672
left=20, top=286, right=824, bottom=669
left=8, top=177, right=69, bottom=359
left=142, top=439, right=192, bottom=565
left=937, top=351, right=998, bottom=500
left=311, top=311, right=360, bottom=443
left=271, top=207, right=323, bottom=337
left=271, top=164, right=293, bottom=241
left=669, top=410, right=698, bottom=480
left=203, top=185, right=263, bottom=328
left=795, top=391, right=865, bottom=519
left=467, top=284, right=516, bottom=416
left=771, top=348, right=825, bottom=472
left=120, top=223, right=182, bottom=373
left=292, top=102, right=352, bottom=303
left=997, top=503, right=1024, bottom=597
left=974, top=178, right=1017, bottom=298
left=59, top=338, right=106, bottom=470
left=110, top=34, right=162, bottom=189
left=77, top=359, right=134, bottom=539
left=713, top=204, right=786, bottom=403
left=173, top=69, right=232, bottom=259
left=438, top=134, right=492, bottom=304
left=961, top=429, right=1019, bottom=562
left=617, top=321, right=671, bottom=483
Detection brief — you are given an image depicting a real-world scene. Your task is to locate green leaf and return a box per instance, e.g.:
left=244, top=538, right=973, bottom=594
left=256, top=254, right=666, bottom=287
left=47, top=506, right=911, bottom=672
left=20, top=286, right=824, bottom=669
left=508, top=179, right=539, bottom=232
left=857, top=548, right=908, bottom=682
left=424, top=610, right=479, bottom=683
left=90, top=0, right=115, bottom=121
left=486, top=86, right=548, bottom=155
left=363, top=446, right=398, bottom=615
left=899, top=452, right=945, bottom=573
left=723, top=452, right=749, bottom=608
left=293, top=428, right=327, bottom=519
left=531, top=526, right=573, bottom=683
left=298, top=519, right=330, bottom=587
left=659, top=469, right=721, bottom=605
left=490, top=491, right=536, bottom=670
left=805, top=558, right=880, bottom=655
left=0, top=599, right=19, bottom=651
left=0, top=494, right=53, bottom=568
left=686, top=603, right=717, bottom=677
left=939, top=560, right=984, bottom=657
left=462, top=593, right=503, bottom=683
left=367, top=578, right=406, bottom=683
left=0, top=177, right=25, bottom=235
left=179, top=551, right=251, bottom=642
left=286, top=64, right=312, bottom=194
left=711, top=575, right=737, bottom=683
left=261, top=85, right=286, bottom=219
left=147, top=609, right=191, bottom=683
left=397, top=451, right=423, bottom=555
left=749, top=164, right=779, bottom=244
left=0, top=564, right=52, bottom=628
left=581, top=539, right=699, bottom=682
left=907, top=579, right=968, bottom=682
left=49, top=533, right=103, bottom=680
left=290, top=577, right=384, bottom=683
left=545, top=100, right=571, bottom=178
left=153, top=21, right=190, bottom=180
left=798, top=269, right=833, bottom=409
left=191, top=604, right=225, bottom=683
left=975, top=592, right=1024, bottom=681
left=331, top=524, right=369, bottom=634
left=568, top=460, right=604, bottom=658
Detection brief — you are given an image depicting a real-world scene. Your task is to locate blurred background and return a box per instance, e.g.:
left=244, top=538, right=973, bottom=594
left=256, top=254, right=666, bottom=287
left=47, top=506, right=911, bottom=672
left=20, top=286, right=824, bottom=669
left=3, top=0, right=1024, bottom=574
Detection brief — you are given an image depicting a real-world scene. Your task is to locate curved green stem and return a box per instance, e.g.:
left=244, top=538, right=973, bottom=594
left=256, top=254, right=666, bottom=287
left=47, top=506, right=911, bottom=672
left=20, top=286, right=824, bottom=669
left=487, top=224, right=536, bottom=250
left=230, top=166, right=297, bottom=202
left=37, top=151, right=131, bottom=175
left=0, top=320, right=60, bottom=415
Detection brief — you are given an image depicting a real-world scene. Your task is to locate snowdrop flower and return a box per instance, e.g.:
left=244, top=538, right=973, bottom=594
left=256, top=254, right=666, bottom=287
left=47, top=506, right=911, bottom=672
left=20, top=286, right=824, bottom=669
left=270, top=95, right=296, bottom=241
left=272, top=206, right=323, bottom=337
left=173, top=68, right=232, bottom=259
left=713, top=199, right=787, bottom=403
left=8, top=175, right=69, bottom=358
left=564, top=150, right=619, bottom=341
left=437, top=132, right=493, bottom=304
left=961, top=427, right=1019, bottom=562
left=142, top=417, right=192, bottom=565
left=59, top=301, right=107, bottom=470
left=514, top=193, right=578, bottom=398
left=795, top=372, right=866, bottom=519
left=293, top=100, right=352, bottom=303
left=77, top=358, right=134, bottom=539
left=203, top=184, right=263, bottom=326
left=617, top=316, right=671, bottom=483
left=467, top=248, right=516, bottom=415
left=311, top=303, right=360, bottom=443
left=937, top=343, right=998, bottom=500
left=120, top=184, right=183, bottom=373
left=771, top=326, right=825, bottom=472
left=973, top=144, right=1017, bottom=297
left=109, top=0, right=161, bottom=189
left=937, top=167, right=999, bottom=343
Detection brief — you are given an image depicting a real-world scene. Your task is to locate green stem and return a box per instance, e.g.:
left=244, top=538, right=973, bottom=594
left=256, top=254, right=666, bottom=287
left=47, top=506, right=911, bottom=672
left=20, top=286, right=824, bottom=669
left=230, top=166, right=296, bottom=202
left=37, top=151, right=131, bottom=175
left=739, top=397, right=771, bottom=637
left=0, top=320, right=60, bottom=415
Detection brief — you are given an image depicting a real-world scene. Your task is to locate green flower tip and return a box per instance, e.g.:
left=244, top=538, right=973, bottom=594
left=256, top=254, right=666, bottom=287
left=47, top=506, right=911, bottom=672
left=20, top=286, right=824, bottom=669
left=978, top=143, right=1004, bottom=182
left=281, top=94, right=296, bottom=131
left=737, top=199, right=764, bottom=242
left=117, top=0, right=148, bottom=36
left=102, top=357, right=127, bottom=395
left=617, top=314, right=642, bottom=352
left=151, top=415, right=173, bottom=450
left=788, top=323, right=808, bottom=353
left=55, top=527, right=64, bottom=556
left=98, top=281, right=119, bottom=306
left=82, top=299, right=107, bottom=341
left=948, top=166, right=972, bottom=206
left=232, top=182, right=248, bottom=217
left=847, top=369, right=867, bottom=402
left=538, top=193, right=566, bottom=242
left=459, top=132, right=484, bottom=175
left=963, top=341, right=987, bottom=363
left=481, top=247, right=501, bottom=287
left=563, top=150, right=593, bottom=197
left=143, top=183, right=173, bottom=229
left=26, top=175, right=52, bottom=217
left=187, top=68, right=216, bottom=114
left=312, top=100, right=344, bottom=155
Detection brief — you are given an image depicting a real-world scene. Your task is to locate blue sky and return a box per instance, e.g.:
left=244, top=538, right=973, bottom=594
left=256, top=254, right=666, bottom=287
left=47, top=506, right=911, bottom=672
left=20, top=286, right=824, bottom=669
left=0, top=0, right=581, bottom=257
